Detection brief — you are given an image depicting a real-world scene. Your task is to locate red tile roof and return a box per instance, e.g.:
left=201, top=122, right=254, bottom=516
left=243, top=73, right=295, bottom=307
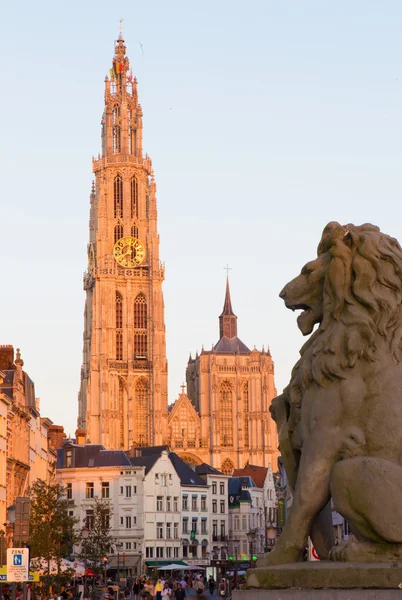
left=232, top=465, right=268, bottom=489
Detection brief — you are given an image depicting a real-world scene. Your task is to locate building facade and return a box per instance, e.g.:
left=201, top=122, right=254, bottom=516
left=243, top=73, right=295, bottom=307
left=233, top=464, right=278, bottom=550
left=0, top=371, right=10, bottom=530
left=57, top=442, right=145, bottom=575
left=228, top=476, right=265, bottom=562
left=78, top=33, right=168, bottom=449
left=168, top=280, right=279, bottom=474
left=57, top=442, right=232, bottom=572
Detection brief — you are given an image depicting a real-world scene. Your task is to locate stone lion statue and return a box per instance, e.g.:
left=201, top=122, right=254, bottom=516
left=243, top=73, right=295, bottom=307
left=261, top=221, right=402, bottom=565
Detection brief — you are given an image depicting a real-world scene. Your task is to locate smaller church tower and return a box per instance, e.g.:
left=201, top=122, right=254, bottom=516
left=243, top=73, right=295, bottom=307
left=168, top=279, right=279, bottom=474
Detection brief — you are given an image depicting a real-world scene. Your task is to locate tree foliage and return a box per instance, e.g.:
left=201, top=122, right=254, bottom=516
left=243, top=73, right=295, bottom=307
left=78, top=497, right=114, bottom=574
left=29, top=479, right=78, bottom=584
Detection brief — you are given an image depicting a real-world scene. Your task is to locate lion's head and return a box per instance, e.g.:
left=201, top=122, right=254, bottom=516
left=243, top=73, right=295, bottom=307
left=282, top=222, right=402, bottom=397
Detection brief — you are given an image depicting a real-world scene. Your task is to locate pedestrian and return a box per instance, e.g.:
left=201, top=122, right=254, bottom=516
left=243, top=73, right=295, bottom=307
left=173, top=584, right=185, bottom=600
left=193, top=579, right=206, bottom=600
left=208, top=576, right=215, bottom=596
left=154, top=578, right=163, bottom=600
left=217, top=579, right=227, bottom=598
left=142, top=579, right=154, bottom=600
left=161, top=583, right=171, bottom=598
left=132, top=579, right=141, bottom=600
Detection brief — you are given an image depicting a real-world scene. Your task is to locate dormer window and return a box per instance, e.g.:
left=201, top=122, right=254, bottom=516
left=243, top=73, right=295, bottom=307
left=65, top=450, right=72, bottom=468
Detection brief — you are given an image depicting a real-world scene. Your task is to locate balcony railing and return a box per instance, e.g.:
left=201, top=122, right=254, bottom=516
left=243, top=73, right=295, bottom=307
left=212, top=535, right=228, bottom=542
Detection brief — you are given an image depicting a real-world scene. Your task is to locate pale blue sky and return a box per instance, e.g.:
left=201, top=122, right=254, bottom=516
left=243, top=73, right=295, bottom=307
left=0, top=1, right=401, bottom=435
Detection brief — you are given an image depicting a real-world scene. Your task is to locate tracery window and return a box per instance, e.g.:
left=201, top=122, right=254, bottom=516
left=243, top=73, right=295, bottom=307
left=221, top=458, right=234, bottom=475
left=134, top=293, right=147, bottom=328
left=243, top=383, right=249, bottom=448
left=116, top=292, right=123, bottom=360
left=112, top=105, right=121, bottom=154
left=113, top=127, right=121, bottom=154
left=135, top=379, right=149, bottom=446
left=127, top=110, right=131, bottom=154
left=114, top=174, right=123, bottom=218
left=131, top=176, right=138, bottom=218
left=219, top=381, right=233, bottom=447
left=134, top=333, right=147, bottom=359
left=131, top=224, right=138, bottom=239
left=114, top=222, right=123, bottom=243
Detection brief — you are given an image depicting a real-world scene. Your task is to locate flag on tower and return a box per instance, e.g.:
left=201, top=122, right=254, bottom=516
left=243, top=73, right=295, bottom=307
left=109, top=68, right=115, bottom=80
left=127, top=68, right=133, bottom=83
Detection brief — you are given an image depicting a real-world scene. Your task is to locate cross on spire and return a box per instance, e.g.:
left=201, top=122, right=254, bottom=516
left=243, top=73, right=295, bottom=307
left=223, top=264, right=232, bottom=277
left=180, top=383, right=186, bottom=394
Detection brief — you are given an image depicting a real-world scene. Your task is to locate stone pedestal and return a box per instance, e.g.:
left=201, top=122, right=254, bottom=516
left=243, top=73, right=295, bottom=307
left=232, top=562, right=402, bottom=599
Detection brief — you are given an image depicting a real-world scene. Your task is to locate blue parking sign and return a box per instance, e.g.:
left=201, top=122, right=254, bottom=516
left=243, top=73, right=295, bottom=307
left=13, top=555, right=22, bottom=566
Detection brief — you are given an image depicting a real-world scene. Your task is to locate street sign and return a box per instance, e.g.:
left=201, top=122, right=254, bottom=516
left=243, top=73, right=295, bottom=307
left=7, top=548, right=29, bottom=582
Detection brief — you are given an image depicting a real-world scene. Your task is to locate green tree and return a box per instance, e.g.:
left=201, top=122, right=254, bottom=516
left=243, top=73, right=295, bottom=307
left=78, top=497, right=114, bottom=575
left=29, top=479, right=78, bottom=590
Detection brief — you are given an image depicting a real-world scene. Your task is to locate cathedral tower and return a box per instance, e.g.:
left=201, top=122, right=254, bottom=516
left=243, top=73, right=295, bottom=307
left=78, top=33, right=168, bottom=449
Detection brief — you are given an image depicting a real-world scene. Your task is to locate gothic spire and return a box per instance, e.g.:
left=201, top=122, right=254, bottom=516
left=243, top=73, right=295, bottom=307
left=219, top=277, right=238, bottom=339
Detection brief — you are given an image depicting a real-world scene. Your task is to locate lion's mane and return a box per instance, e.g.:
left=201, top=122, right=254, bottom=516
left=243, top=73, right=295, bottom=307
left=288, top=222, right=402, bottom=408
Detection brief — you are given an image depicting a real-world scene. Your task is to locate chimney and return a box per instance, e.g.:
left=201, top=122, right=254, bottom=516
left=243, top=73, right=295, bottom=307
left=75, top=429, right=86, bottom=445
left=0, top=345, right=14, bottom=370
left=48, top=425, right=66, bottom=450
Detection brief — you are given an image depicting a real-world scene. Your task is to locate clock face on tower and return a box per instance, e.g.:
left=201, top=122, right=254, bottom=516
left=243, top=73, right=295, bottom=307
left=113, top=236, right=146, bottom=268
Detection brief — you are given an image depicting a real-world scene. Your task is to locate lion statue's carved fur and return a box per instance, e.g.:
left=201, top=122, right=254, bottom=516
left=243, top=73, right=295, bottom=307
left=257, top=222, right=402, bottom=567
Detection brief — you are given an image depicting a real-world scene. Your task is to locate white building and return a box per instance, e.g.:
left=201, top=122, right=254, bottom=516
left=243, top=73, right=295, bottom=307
left=228, top=476, right=265, bottom=563
left=195, top=463, right=230, bottom=562
left=233, top=464, right=278, bottom=550
left=130, top=449, right=182, bottom=566
left=57, top=441, right=145, bottom=575
left=56, top=443, right=231, bottom=574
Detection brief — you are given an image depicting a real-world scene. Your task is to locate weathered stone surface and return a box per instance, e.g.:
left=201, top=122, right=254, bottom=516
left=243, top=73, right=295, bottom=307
left=234, top=591, right=402, bottom=599
left=245, top=562, right=402, bottom=589
left=257, top=223, right=402, bottom=571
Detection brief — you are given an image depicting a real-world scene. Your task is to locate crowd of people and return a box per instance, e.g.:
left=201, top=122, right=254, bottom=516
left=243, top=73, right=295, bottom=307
left=0, top=572, right=235, bottom=600
left=99, top=573, right=231, bottom=599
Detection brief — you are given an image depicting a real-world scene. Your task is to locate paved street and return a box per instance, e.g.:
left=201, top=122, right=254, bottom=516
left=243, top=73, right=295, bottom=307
left=184, top=590, right=225, bottom=598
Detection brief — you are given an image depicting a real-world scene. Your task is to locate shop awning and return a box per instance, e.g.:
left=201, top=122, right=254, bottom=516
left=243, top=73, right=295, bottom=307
left=145, top=560, right=188, bottom=568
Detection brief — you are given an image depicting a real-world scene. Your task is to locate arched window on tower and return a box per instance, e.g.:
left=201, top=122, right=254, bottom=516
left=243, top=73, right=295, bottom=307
left=131, top=223, right=138, bottom=239
left=219, top=381, right=233, bottom=447
left=131, top=128, right=137, bottom=155
left=112, top=105, right=121, bottom=154
left=116, top=292, right=123, bottom=360
left=133, top=293, right=147, bottom=359
left=114, top=174, right=123, bottom=218
left=114, top=222, right=123, bottom=243
left=127, top=110, right=132, bottom=154
left=243, top=383, right=249, bottom=448
left=131, top=176, right=138, bottom=218
left=135, top=378, right=149, bottom=446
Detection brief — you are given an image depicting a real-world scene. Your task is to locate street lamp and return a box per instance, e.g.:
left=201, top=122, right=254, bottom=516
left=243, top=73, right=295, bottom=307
left=116, top=542, right=123, bottom=586
left=138, top=550, right=143, bottom=577
left=103, top=556, right=108, bottom=586
left=81, top=526, right=90, bottom=595
left=233, top=540, right=240, bottom=588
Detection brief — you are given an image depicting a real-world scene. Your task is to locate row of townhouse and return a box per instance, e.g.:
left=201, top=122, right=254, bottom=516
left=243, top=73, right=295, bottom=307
left=56, top=442, right=230, bottom=575
left=0, top=346, right=62, bottom=547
